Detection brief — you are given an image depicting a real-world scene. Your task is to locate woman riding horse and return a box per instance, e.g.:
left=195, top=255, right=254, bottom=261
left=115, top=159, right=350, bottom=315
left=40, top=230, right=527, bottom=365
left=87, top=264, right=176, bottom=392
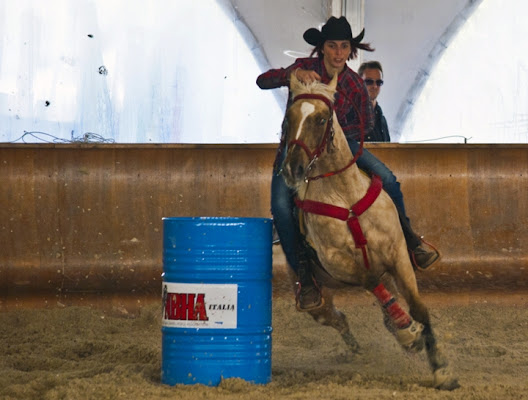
left=257, top=16, right=439, bottom=311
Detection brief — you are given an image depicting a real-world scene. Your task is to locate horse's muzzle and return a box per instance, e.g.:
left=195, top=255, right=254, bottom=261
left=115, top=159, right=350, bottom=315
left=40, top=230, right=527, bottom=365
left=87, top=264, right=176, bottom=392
left=281, top=148, right=308, bottom=187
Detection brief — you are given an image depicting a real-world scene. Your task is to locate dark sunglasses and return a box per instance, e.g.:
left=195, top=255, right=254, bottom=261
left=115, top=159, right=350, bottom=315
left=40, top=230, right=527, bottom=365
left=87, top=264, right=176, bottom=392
left=365, top=79, right=384, bottom=87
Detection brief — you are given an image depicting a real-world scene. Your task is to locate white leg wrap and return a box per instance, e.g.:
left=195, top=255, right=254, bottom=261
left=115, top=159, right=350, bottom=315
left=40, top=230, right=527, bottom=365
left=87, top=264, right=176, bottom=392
left=396, top=320, right=424, bottom=349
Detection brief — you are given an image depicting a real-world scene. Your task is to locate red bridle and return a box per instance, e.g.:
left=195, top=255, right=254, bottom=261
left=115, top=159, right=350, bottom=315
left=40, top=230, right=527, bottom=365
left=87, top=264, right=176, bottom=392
left=287, top=93, right=364, bottom=182
left=287, top=93, right=335, bottom=167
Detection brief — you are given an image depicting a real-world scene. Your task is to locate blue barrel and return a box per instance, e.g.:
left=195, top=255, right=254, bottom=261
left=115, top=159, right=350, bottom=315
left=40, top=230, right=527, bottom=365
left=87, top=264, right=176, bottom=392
left=161, top=217, right=273, bottom=386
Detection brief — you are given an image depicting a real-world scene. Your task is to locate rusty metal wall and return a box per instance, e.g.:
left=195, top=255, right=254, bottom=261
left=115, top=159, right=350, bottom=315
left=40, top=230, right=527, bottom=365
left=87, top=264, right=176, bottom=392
left=0, top=144, right=275, bottom=302
left=1, top=143, right=527, bottom=303
left=369, top=143, right=528, bottom=291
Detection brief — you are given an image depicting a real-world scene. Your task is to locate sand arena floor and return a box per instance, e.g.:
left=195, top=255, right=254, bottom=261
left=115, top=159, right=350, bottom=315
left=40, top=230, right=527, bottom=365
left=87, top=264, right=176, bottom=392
left=1, top=287, right=528, bottom=400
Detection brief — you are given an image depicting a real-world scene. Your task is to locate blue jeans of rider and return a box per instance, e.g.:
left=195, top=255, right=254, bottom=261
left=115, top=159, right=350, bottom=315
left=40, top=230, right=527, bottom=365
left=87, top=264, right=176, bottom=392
left=271, top=138, right=412, bottom=273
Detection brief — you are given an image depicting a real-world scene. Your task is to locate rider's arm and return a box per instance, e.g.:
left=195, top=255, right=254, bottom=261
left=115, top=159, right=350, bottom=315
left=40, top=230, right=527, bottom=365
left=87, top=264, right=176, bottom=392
left=256, top=59, right=305, bottom=89
left=337, top=71, right=375, bottom=140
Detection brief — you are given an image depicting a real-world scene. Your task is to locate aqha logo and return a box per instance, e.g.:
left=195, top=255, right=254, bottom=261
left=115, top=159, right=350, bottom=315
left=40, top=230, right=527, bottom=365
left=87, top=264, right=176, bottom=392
left=163, top=292, right=209, bottom=321
left=161, top=283, right=238, bottom=329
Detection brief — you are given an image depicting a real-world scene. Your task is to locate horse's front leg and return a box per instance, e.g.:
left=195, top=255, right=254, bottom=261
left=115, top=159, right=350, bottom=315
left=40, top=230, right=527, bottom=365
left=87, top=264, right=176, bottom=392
left=370, top=281, right=425, bottom=352
left=392, top=271, right=460, bottom=390
left=308, top=288, right=360, bottom=354
left=405, top=293, right=460, bottom=390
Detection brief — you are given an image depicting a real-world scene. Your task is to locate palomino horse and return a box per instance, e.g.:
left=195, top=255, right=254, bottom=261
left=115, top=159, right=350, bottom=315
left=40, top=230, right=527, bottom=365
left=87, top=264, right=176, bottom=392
left=279, top=72, right=459, bottom=391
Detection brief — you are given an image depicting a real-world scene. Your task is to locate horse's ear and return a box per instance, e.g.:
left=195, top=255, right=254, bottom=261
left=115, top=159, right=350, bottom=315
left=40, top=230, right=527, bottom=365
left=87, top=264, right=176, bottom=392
left=289, top=71, right=302, bottom=91
left=328, top=72, right=338, bottom=90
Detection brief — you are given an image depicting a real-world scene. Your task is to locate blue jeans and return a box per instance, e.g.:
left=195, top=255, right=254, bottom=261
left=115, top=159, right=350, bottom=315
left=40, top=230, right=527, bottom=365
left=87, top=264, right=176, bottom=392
left=271, top=139, right=417, bottom=273
left=348, top=138, right=407, bottom=217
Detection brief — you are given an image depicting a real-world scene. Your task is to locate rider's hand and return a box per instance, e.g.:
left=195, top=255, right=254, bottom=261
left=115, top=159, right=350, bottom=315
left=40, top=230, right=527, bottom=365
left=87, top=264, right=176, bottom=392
left=294, top=69, right=321, bottom=84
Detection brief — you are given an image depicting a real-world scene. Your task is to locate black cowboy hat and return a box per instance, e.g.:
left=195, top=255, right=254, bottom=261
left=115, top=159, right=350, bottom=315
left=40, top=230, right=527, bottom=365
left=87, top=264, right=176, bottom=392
left=303, top=16, right=365, bottom=46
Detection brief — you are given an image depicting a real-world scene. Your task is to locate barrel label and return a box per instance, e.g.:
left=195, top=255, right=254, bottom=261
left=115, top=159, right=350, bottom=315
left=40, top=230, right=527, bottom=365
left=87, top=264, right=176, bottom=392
left=161, top=282, right=238, bottom=329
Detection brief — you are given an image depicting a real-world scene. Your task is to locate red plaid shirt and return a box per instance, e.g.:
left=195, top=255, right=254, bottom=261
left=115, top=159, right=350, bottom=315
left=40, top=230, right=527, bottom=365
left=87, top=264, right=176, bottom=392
left=257, top=57, right=374, bottom=141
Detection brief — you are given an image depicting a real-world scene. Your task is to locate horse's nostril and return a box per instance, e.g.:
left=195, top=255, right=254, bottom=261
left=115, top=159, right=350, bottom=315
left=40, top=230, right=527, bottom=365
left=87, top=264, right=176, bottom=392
left=294, top=164, right=304, bottom=180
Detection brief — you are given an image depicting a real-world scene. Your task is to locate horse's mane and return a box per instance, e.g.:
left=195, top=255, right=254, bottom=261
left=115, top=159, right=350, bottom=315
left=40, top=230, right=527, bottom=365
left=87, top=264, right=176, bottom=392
left=290, top=76, right=337, bottom=104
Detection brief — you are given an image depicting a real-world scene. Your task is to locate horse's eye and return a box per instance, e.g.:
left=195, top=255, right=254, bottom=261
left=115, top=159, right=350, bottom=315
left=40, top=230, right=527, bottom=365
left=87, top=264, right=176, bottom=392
left=319, top=118, right=327, bottom=125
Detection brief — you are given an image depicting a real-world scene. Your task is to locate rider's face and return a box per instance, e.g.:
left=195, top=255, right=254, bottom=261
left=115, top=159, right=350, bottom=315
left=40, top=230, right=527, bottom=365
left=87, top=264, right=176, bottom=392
left=322, top=40, right=351, bottom=72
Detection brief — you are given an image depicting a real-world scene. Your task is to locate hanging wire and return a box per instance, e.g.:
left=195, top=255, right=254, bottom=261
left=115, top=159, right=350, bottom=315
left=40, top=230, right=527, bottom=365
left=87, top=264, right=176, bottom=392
left=9, top=131, right=115, bottom=144
left=402, top=135, right=472, bottom=144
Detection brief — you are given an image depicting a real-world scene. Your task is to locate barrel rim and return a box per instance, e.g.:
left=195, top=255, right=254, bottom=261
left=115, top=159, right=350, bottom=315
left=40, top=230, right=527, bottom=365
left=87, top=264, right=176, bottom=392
left=162, top=216, right=272, bottom=222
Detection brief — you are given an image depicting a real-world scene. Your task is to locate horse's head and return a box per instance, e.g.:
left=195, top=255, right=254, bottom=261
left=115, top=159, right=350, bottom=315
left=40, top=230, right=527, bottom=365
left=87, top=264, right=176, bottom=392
left=280, top=72, right=338, bottom=188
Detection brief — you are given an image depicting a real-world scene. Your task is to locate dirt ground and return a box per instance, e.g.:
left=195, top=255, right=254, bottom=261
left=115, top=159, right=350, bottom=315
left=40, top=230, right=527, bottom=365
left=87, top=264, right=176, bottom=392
left=1, top=286, right=528, bottom=400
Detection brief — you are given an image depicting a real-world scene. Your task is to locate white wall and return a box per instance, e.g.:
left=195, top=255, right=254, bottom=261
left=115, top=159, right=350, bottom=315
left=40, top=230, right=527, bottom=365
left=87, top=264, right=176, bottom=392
left=0, top=0, right=284, bottom=144
left=0, top=0, right=493, bottom=144
left=402, top=0, right=528, bottom=143
left=363, top=0, right=475, bottom=141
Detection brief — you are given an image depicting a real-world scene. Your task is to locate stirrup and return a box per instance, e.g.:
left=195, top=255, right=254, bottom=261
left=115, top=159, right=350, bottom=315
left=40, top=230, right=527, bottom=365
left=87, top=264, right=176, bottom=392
left=295, top=279, right=325, bottom=312
left=272, top=225, right=280, bottom=245
left=411, top=238, right=441, bottom=271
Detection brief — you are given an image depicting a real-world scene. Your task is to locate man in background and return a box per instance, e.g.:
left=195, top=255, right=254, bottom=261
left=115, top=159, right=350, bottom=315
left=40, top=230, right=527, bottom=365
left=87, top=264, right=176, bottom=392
left=358, top=61, right=390, bottom=142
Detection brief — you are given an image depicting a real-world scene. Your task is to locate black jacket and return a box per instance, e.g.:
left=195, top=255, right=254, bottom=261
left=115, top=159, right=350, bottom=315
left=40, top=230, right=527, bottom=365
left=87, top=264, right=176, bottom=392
left=365, top=103, right=390, bottom=142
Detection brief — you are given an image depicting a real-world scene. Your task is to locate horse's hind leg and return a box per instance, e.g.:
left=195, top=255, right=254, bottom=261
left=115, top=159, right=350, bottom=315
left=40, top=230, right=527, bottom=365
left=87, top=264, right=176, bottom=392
left=307, top=289, right=360, bottom=354
left=287, top=268, right=360, bottom=354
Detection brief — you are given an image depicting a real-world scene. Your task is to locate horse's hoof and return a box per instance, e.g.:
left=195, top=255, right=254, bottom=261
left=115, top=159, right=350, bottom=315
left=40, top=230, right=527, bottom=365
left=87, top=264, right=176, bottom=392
left=396, top=320, right=424, bottom=352
left=433, top=367, right=460, bottom=391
